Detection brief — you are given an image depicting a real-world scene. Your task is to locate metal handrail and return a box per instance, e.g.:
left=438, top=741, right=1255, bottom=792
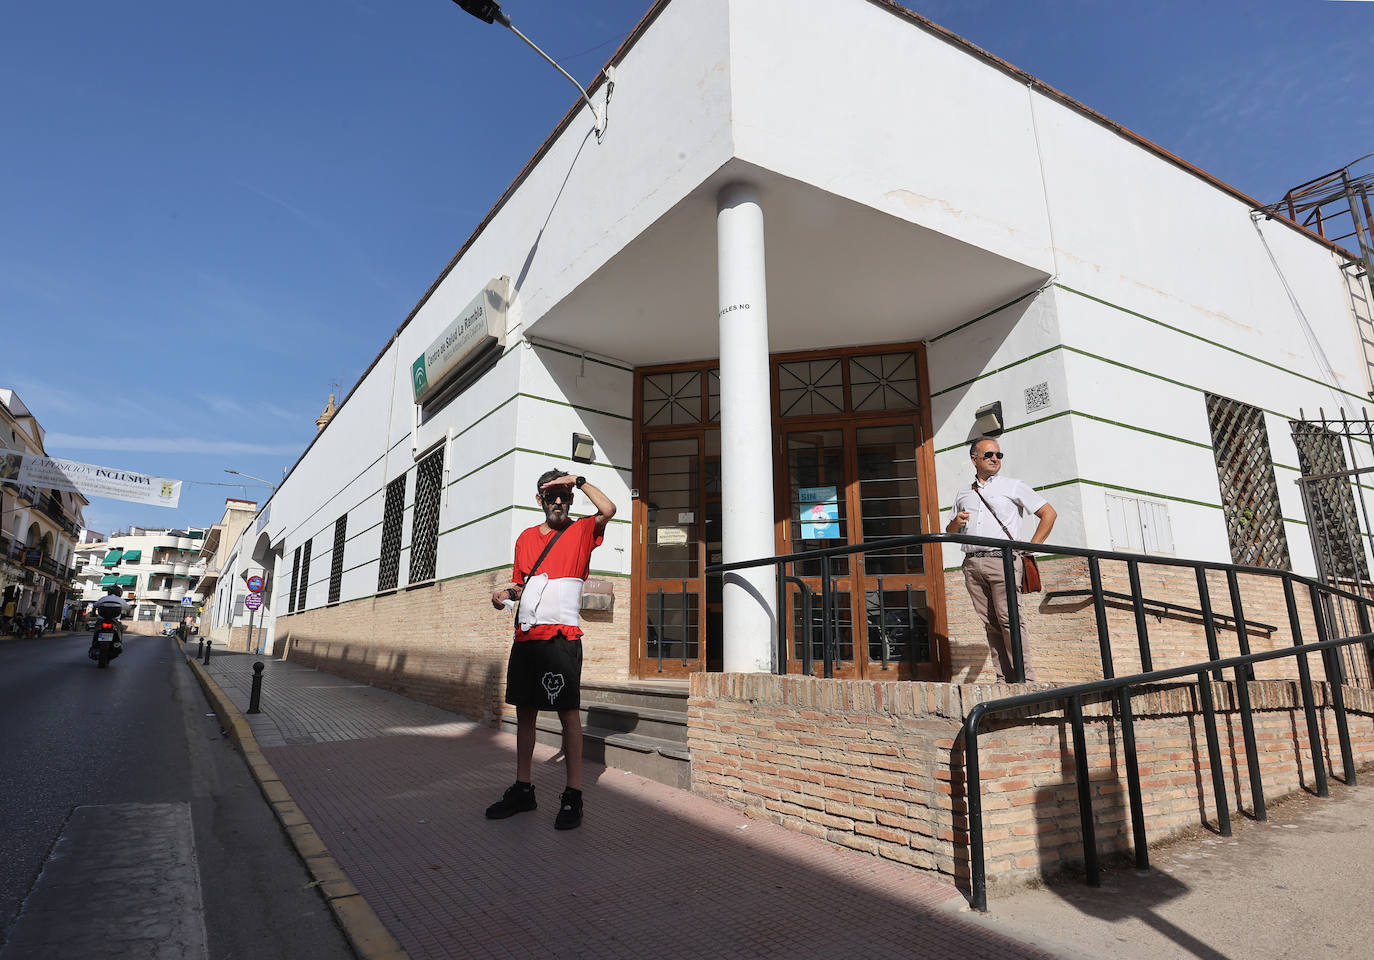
left=1043, top=587, right=1278, bottom=634
left=707, top=532, right=1374, bottom=682
left=963, top=583, right=1370, bottom=911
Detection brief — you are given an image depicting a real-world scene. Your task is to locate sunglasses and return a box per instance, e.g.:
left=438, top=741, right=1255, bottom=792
left=542, top=489, right=574, bottom=503
left=978, top=451, right=1004, bottom=461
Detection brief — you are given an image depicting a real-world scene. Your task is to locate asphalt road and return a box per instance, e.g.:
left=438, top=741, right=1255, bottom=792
left=0, top=630, right=354, bottom=958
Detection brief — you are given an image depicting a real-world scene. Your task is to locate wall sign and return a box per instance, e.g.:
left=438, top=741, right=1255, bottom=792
left=411, top=279, right=510, bottom=404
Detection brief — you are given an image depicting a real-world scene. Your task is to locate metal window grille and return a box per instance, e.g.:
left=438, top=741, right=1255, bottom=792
left=1291, top=423, right=1370, bottom=583
left=296, top=539, right=311, bottom=611
left=409, top=450, right=443, bottom=585
left=1205, top=394, right=1291, bottom=569
left=642, top=371, right=702, bottom=426
left=377, top=476, right=405, bottom=592
left=329, top=515, right=347, bottom=604
left=288, top=546, right=301, bottom=613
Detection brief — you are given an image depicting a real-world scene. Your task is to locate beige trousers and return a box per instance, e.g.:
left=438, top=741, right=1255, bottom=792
left=962, top=554, right=1036, bottom=681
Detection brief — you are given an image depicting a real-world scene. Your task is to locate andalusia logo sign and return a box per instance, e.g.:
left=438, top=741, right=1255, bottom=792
left=411, top=355, right=430, bottom=402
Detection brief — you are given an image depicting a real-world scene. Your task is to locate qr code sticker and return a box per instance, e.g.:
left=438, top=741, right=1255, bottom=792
left=1024, top=381, right=1050, bottom=412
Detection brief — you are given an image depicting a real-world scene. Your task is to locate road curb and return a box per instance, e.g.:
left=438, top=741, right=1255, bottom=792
left=178, top=639, right=410, bottom=960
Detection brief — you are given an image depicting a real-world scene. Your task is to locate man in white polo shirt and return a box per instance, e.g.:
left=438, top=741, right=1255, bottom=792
left=947, top=437, right=1057, bottom=681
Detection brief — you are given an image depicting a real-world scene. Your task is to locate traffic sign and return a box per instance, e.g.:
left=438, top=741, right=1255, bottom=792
left=246, top=575, right=265, bottom=593
left=244, top=594, right=263, bottom=611
left=181, top=596, right=194, bottom=606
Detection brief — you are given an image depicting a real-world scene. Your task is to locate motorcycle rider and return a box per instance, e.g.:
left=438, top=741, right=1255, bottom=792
left=90, top=585, right=130, bottom=656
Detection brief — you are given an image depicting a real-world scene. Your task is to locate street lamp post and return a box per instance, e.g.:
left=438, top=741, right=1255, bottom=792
left=223, top=469, right=278, bottom=492
left=449, top=0, right=614, bottom=139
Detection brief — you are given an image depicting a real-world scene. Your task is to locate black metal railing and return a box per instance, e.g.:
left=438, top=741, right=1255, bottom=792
left=962, top=611, right=1371, bottom=911
left=706, top=532, right=1374, bottom=685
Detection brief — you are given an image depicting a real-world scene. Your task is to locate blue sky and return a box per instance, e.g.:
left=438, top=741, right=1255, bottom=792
left=3, top=0, right=1370, bottom=536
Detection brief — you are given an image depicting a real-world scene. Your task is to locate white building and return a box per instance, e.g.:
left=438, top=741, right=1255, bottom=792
left=75, top=526, right=208, bottom=626
left=221, top=0, right=1373, bottom=697
left=194, top=498, right=264, bottom=648
left=1, top=389, right=85, bottom=624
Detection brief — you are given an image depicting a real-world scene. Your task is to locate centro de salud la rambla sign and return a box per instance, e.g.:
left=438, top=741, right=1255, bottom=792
left=411, top=279, right=510, bottom=404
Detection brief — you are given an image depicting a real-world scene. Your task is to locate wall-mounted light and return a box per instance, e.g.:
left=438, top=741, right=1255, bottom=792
left=571, top=432, right=596, bottom=464
left=973, top=401, right=1003, bottom=437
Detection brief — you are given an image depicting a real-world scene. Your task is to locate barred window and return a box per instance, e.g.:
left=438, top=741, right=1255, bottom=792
left=1292, top=424, right=1369, bottom=583
left=1206, top=394, right=1290, bottom=569
left=377, top=476, right=405, bottom=592
left=409, top=449, right=443, bottom=584
left=328, top=515, right=347, bottom=604
left=288, top=545, right=301, bottom=614
left=297, top=538, right=312, bottom=611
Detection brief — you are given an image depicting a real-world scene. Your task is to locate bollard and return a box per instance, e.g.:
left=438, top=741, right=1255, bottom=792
left=247, top=661, right=264, bottom=714
left=202, top=639, right=211, bottom=664
left=197, top=637, right=204, bottom=658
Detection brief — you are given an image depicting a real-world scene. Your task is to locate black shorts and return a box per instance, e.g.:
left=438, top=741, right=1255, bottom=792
left=504, top=633, right=582, bottom=712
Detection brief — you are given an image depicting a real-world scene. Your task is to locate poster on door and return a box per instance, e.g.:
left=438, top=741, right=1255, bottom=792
left=800, top=486, right=840, bottom=539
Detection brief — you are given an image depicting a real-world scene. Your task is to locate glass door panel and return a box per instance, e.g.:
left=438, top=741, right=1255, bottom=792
left=639, top=436, right=704, bottom=676
left=704, top=430, right=722, bottom=671
left=854, top=424, right=934, bottom=677
left=787, top=430, right=850, bottom=577
left=785, top=428, right=858, bottom=677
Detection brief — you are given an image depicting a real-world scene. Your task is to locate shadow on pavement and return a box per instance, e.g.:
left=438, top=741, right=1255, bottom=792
left=265, top=719, right=1058, bottom=960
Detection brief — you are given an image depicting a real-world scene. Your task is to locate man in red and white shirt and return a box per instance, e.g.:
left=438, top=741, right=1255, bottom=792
left=486, top=467, right=616, bottom=830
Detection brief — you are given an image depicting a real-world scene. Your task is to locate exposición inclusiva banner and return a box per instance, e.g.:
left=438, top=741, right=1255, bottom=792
left=0, top=445, right=182, bottom=508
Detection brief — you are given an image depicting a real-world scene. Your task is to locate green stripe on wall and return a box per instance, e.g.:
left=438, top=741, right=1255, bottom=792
left=929, top=286, right=1048, bottom=343
left=1055, top=283, right=1370, bottom=406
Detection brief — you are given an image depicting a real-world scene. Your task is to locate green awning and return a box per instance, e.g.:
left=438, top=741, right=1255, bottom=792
left=115, top=575, right=137, bottom=587
left=99, top=574, right=118, bottom=586
left=101, top=550, right=124, bottom=567
left=121, top=549, right=142, bottom=562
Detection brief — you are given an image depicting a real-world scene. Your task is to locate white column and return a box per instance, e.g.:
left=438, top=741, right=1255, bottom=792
left=717, top=182, right=777, bottom=673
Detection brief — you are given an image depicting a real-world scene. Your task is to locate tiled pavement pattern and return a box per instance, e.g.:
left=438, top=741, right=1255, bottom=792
left=196, top=647, right=1055, bottom=960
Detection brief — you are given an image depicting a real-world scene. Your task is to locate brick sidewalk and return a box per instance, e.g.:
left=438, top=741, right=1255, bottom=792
left=194, top=647, right=1052, bottom=960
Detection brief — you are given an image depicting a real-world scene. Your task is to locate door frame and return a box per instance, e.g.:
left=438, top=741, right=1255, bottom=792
left=630, top=343, right=949, bottom=680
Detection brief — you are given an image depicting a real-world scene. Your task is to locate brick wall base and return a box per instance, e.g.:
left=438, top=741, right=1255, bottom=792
left=272, top=569, right=630, bottom=725
left=689, top=672, right=1374, bottom=885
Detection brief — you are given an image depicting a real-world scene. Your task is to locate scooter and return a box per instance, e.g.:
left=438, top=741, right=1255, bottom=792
left=90, top=615, right=124, bottom=668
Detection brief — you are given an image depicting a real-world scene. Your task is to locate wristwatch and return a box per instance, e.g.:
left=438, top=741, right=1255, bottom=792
left=574, top=476, right=587, bottom=489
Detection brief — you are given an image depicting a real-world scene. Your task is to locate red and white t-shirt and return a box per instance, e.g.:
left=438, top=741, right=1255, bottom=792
left=512, top=515, right=604, bottom=641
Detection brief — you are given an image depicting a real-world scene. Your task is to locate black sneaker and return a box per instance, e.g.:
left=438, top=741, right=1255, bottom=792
left=554, top=788, right=583, bottom=830
left=485, top=782, right=537, bottom=819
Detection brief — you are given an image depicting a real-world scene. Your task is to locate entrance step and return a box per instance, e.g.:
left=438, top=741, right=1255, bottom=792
left=500, top=680, right=691, bottom=790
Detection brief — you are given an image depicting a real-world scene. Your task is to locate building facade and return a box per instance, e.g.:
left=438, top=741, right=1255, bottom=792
left=195, top=498, right=263, bottom=649
left=75, top=526, right=208, bottom=626
left=224, top=0, right=1372, bottom=707
left=1, top=389, right=85, bottom=624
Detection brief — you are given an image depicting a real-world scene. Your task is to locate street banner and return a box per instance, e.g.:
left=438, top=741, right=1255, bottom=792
left=0, top=445, right=181, bottom=508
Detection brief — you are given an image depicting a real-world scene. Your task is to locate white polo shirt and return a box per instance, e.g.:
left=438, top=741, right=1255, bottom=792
left=951, top=475, right=1047, bottom=553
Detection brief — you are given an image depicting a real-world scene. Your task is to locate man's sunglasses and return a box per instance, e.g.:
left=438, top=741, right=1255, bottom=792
left=542, top=489, right=574, bottom=503
left=979, top=451, right=1004, bottom=461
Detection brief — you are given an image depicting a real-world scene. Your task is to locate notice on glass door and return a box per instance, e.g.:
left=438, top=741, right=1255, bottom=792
left=800, top=486, right=840, bottom=539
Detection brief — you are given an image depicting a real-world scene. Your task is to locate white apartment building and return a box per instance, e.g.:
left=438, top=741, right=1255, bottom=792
left=75, top=526, right=208, bottom=626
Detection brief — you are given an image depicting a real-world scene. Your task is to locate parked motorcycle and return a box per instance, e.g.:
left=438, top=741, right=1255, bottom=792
left=90, top=614, right=124, bottom=668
